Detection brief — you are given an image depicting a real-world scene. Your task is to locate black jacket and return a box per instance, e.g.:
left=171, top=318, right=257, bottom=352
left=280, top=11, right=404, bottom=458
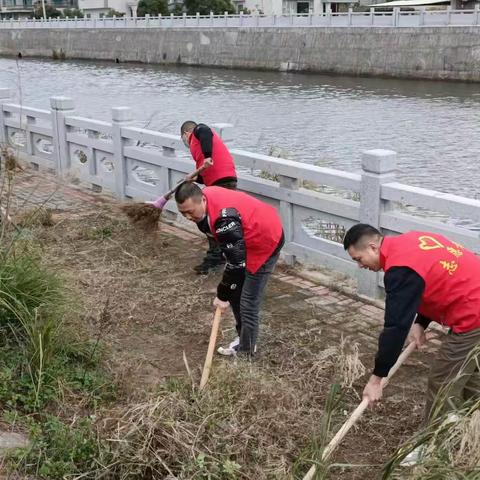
left=374, top=266, right=430, bottom=377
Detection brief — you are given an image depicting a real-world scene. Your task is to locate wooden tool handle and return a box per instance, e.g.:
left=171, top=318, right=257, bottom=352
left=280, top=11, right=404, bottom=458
left=199, top=306, right=223, bottom=391
left=164, top=159, right=213, bottom=200
left=302, top=340, right=419, bottom=480
left=185, top=159, right=213, bottom=181
left=380, top=340, right=416, bottom=389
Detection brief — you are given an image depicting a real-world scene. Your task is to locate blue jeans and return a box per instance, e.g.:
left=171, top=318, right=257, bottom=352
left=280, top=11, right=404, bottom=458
left=230, top=251, right=280, bottom=355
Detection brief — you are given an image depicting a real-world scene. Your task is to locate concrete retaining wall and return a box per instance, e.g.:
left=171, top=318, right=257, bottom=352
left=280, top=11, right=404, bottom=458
left=1, top=27, right=480, bottom=81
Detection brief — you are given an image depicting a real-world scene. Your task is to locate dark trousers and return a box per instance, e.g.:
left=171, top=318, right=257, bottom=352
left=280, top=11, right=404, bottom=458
left=204, top=179, right=237, bottom=263
left=229, top=251, right=280, bottom=355
left=425, top=327, right=480, bottom=422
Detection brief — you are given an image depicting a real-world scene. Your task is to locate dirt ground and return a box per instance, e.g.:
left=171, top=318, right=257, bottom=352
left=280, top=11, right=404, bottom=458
left=8, top=171, right=441, bottom=479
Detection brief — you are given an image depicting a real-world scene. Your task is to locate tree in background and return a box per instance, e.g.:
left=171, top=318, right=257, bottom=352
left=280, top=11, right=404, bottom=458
left=184, top=0, right=235, bottom=15
left=104, top=8, right=125, bottom=16
left=171, top=3, right=184, bottom=14
left=33, top=4, right=62, bottom=18
left=63, top=8, right=85, bottom=17
left=137, top=0, right=169, bottom=16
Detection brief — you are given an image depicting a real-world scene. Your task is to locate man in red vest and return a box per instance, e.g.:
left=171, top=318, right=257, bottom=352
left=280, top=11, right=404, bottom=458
left=180, top=121, right=238, bottom=275
left=174, top=182, right=284, bottom=356
left=343, top=224, right=480, bottom=447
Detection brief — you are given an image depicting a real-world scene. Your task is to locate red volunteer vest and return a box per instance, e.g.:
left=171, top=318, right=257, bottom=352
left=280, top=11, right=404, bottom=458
left=189, top=130, right=236, bottom=186
left=380, top=231, right=480, bottom=333
left=203, top=187, right=283, bottom=274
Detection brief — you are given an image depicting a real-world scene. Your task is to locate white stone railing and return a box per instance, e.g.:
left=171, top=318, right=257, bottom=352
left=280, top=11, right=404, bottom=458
left=1, top=88, right=479, bottom=298
left=0, top=8, right=479, bottom=28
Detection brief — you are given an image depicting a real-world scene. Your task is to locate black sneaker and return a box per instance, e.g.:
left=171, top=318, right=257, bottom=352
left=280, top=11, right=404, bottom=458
left=193, top=258, right=225, bottom=275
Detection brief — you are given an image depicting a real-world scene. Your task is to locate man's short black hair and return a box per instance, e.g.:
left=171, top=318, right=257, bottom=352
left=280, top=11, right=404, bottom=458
left=180, top=121, right=197, bottom=135
left=343, top=224, right=382, bottom=250
left=174, top=181, right=203, bottom=204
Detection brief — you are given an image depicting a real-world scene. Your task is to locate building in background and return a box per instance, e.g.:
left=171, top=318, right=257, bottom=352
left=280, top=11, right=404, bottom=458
left=1, top=0, right=79, bottom=18
left=236, top=0, right=355, bottom=13
left=370, top=0, right=476, bottom=9
left=0, top=0, right=33, bottom=18
left=2, top=0, right=477, bottom=19
left=0, top=0, right=137, bottom=17
left=78, top=0, right=137, bottom=17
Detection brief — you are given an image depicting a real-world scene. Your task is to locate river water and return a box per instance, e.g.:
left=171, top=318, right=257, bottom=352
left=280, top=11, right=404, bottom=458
left=1, top=57, right=479, bottom=206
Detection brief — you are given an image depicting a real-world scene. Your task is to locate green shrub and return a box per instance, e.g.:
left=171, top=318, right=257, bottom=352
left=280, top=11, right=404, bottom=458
left=0, top=250, right=67, bottom=377
left=8, top=414, right=104, bottom=479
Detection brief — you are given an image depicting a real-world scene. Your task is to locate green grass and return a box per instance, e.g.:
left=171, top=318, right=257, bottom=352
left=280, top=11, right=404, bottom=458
left=86, top=225, right=113, bottom=240
left=7, top=414, right=105, bottom=479
left=1, top=334, right=116, bottom=478
left=0, top=215, right=116, bottom=478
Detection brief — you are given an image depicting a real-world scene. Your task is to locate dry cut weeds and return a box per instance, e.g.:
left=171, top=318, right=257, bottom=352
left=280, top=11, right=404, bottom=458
left=88, top=336, right=367, bottom=479
left=96, top=355, right=353, bottom=479
left=120, top=202, right=162, bottom=233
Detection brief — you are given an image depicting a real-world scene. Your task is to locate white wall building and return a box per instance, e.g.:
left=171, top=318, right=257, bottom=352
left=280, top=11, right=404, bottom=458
left=78, top=0, right=137, bottom=17
left=79, top=0, right=354, bottom=17
left=236, top=0, right=355, bottom=14
left=0, top=0, right=34, bottom=18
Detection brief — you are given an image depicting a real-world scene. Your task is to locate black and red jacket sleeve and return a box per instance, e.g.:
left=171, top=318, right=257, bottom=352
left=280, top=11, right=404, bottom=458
left=192, top=124, right=214, bottom=185
left=213, top=208, right=246, bottom=302
left=193, top=124, right=213, bottom=159
left=373, top=267, right=428, bottom=377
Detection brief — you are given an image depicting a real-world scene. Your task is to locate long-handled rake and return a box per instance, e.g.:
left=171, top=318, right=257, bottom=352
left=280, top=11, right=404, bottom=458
left=302, top=340, right=421, bottom=480
left=121, top=160, right=212, bottom=232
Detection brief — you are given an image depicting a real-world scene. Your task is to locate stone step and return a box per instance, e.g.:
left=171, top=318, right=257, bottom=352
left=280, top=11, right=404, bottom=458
left=0, top=430, right=29, bottom=450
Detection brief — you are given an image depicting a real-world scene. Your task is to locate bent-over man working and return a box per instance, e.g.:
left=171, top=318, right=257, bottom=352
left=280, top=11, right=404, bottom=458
left=152, top=121, right=237, bottom=274
left=181, top=121, right=237, bottom=274
left=343, top=224, right=480, bottom=461
left=175, top=183, right=284, bottom=356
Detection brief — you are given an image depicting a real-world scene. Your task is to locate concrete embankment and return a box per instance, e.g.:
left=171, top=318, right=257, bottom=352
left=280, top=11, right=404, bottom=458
left=1, top=26, right=480, bottom=81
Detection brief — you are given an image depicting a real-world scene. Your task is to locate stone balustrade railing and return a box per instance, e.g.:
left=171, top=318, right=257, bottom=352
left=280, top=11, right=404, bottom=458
left=1, top=89, right=478, bottom=298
